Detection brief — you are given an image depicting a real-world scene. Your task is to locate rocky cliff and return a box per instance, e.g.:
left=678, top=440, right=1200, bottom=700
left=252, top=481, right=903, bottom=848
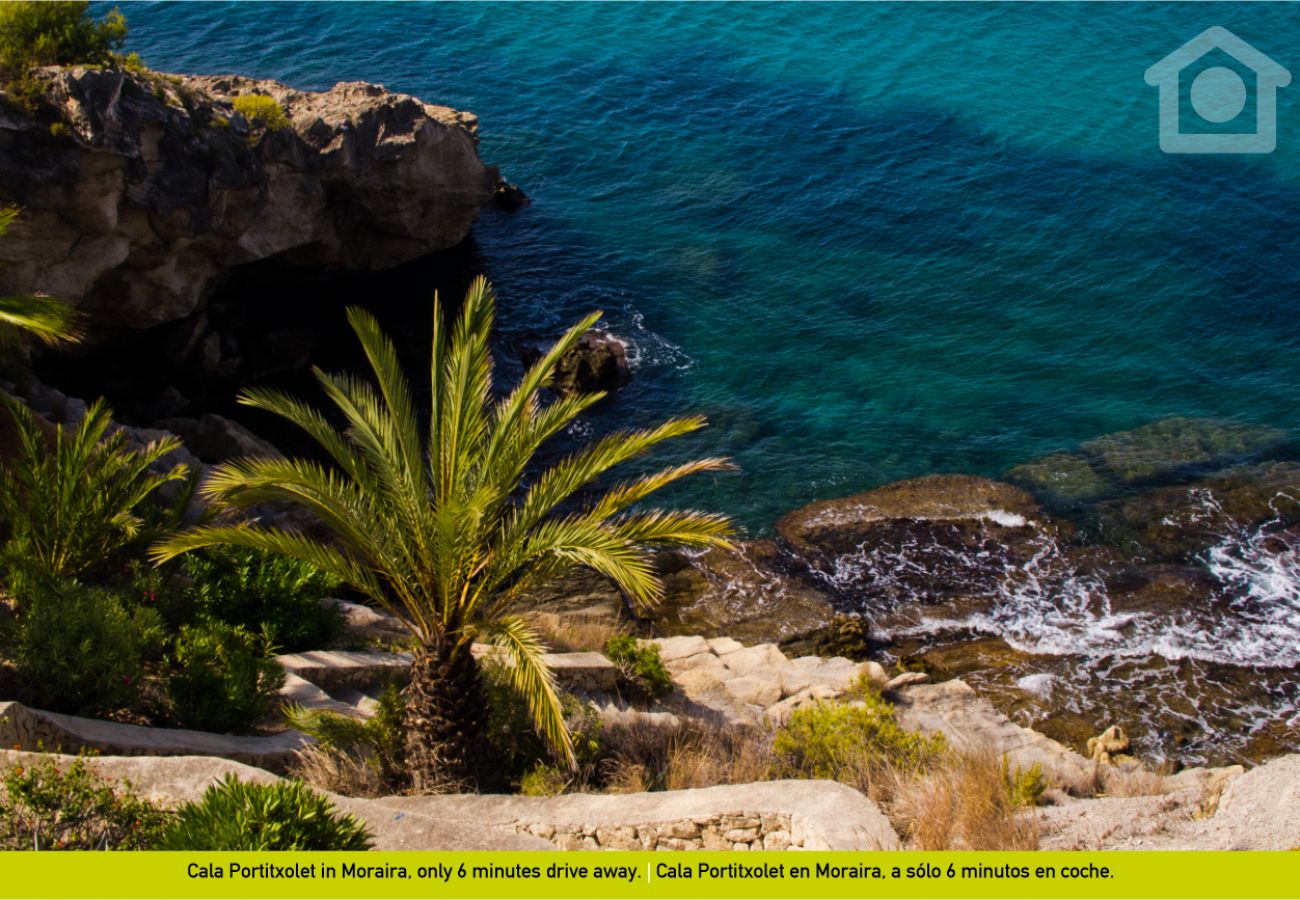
left=0, top=67, right=498, bottom=332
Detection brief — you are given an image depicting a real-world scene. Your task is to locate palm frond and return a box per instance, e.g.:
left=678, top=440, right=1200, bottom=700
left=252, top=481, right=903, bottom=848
left=483, top=615, right=574, bottom=767
left=154, top=277, right=736, bottom=785
left=0, top=293, right=82, bottom=344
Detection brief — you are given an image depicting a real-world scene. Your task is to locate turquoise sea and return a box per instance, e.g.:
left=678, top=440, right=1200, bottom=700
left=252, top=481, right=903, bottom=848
left=95, top=1, right=1300, bottom=763
left=110, top=0, right=1300, bottom=534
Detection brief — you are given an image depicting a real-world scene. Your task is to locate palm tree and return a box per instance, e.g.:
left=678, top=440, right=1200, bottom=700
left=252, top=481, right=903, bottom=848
left=153, top=277, right=735, bottom=790
left=0, top=207, right=81, bottom=345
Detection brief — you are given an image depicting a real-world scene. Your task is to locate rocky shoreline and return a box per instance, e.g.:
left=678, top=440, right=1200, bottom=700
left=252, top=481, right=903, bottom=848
left=2, top=49, right=1298, bottom=850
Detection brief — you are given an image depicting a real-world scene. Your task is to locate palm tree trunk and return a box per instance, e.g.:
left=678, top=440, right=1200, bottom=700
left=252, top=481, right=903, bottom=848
left=403, top=639, right=489, bottom=792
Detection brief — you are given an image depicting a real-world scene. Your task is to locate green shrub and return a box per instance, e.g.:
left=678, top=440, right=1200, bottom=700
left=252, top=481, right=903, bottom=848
left=231, top=93, right=288, bottom=132
left=180, top=546, right=342, bottom=653
left=605, top=634, right=673, bottom=700
left=285, top=683, right=405, bottom=785
left=0, top=755, right=170, bottom=850
left=0, top=2, right=128, bottom=75
left=773, top=690, right=946, bottom=785
left=518, top=763, right=570, bottom=797
left=1002, top=759, right=1047, bottom=808
left=165, top=620, right=284, bottom=733
left=0, top=398, right=189, bottom=583
left=482, top=660, right=603, bottom=790
left=155, top=775, right=371, bottom=850
left=13, top=579, right=163, bottom=715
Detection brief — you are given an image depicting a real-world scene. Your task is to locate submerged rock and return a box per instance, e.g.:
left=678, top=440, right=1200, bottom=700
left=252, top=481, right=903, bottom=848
left=1091, top=461, right=1300, bottom=562
left=652, top=541, right=836, bottom=643
left=0, top=68, right=498, bottom=333
left=1004, top=451, right=1112, bottom=508
left=1079, top=417, right=1290, bottom=486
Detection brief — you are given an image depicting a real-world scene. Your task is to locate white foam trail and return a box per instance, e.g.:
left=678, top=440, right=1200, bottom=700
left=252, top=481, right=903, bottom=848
left=816, top=488, right=1300, bottom=669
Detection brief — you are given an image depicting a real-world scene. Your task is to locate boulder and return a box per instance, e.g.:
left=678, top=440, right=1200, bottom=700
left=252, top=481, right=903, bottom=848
left=522, top=331, right=630, bottom=396
left=1087, top=725, right=1133, bottom=765
left=154, top=413, right=279, bottom=462
left=0, top=68, right=498, bottom=332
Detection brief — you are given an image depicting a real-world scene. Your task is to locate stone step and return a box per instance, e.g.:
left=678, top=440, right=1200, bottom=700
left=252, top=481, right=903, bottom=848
left=275, top=650, right=413, bottom=693
left=0, top=701, right=307, bottom=773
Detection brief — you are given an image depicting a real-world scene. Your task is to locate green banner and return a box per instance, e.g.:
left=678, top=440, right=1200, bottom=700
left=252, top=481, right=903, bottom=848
left=0, top=851, right=1296, bottom=899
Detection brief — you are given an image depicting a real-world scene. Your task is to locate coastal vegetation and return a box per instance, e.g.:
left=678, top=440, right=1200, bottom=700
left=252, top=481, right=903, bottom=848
left=231, top=93, right=290, bottom=133
left=153, top=276, right=736, bottom=790
left=156, top=776, right=372, bottom=851
left=0, top=2, right=127, bottom=74
left=0, top=757, right=372, bottom=851
left=0, top=2, right=139, bottom=118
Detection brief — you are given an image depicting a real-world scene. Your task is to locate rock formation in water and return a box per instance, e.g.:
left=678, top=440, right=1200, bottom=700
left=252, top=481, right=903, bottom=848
left=0, top=67, right=499, bottom=333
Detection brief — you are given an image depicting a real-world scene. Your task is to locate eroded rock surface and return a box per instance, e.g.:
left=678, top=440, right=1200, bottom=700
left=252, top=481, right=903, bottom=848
left=0, top=68, right=497, bottom=332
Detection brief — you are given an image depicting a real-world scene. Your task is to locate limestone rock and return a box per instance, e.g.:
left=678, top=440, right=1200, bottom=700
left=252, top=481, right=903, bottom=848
left=890, top=680, right=1095, bottom=786
left=0, top=68, right=498, bottom=332
left=884, top=671, right=930, bottom=691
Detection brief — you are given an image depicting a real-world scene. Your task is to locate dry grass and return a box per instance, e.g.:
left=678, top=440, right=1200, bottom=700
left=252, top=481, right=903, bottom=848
left=889, top=750, right=1041, bottom=850
left=289, top=746, right=391, bottom=799
left=600, top=717, right=775, bottom=794
left=1100, top=766, right=1172, bottom=798
left=528, top=611, right=626, bottom=654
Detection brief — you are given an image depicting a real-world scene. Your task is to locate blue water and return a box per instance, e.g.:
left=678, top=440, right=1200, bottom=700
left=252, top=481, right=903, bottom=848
left=109, top=1, right=1300, bottom=535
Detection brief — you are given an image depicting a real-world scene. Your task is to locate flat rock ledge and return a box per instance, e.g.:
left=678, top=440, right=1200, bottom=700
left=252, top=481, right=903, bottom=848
left=890, top=680, right=1096, bottom=786
left=0, top=701, right=307, bottom=772
left=647, top=635, right=889, bottom=727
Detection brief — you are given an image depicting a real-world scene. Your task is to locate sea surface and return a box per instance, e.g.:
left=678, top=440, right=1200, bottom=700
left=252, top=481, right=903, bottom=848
left=106, top=2, right=1300, bottom=763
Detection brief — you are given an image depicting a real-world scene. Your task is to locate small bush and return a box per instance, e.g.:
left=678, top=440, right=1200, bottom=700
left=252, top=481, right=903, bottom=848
left=773, top=690, right=945, bottom=789
left=165, top=620, right=283, bottom=733
left=286, top=684, right=405, bottom=793
left=13, top=580, right=162, bottom=715
left=518, top=763, right=570, bottom=797
left=0, top=398, right=188, bottom=583
left=181, top=546, right=342, bottom=653
left=155, top=775, right=371, bottom=850
left=605, top=634, right=673, bottom=700
left=482, top=660, right=603, bottom=790
left=0, top=755, right=170, bottom=850
left=232, top=93, right=288, bottom=132
left=0, top=2, right=128, bottom=75
left=1003, top=759, right=1047, bottom=808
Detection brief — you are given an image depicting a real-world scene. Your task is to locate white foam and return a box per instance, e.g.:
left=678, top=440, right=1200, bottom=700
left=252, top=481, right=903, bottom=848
left=1016, top=673, right=1055, bottom=698
left=818, top=487, right=1300, bottom=669
left=982, top=509, right=1030, bottom=528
